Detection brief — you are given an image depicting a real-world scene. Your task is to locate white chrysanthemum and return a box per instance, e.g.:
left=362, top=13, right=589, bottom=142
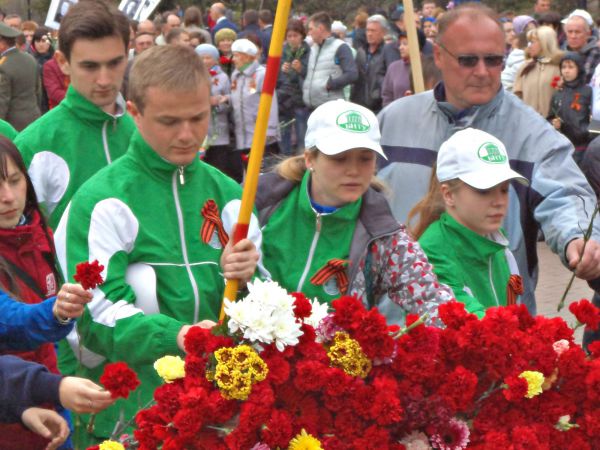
left=224, top=280, right=303, bottom=351
left=304, top=298, right=329, bottom=329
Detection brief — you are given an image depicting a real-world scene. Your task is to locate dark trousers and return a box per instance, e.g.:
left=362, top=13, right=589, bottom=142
left=204, top=144, right=244, bottom=183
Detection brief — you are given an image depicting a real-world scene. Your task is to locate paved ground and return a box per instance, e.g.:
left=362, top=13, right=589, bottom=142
left=535, top=242, right=593, bottom=342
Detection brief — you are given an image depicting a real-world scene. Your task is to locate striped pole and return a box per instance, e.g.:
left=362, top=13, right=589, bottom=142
left=220, top=0, right=292, bottom=320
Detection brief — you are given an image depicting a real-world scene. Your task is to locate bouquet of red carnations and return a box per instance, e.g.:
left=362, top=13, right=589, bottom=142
left=124, top=280, right=600, bottom=450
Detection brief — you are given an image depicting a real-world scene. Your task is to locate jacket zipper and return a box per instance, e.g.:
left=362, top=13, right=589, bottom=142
left=488, top=255, right=500, bottom=306
left=172, top=170, right=200, bottom=322
left=296, top=213, right=322, bottom=291
left=178, top=166, right=185, bottom=185
left=101, top=121, right=112, bottom=164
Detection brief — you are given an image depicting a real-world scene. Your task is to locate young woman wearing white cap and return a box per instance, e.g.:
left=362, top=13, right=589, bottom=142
left=409, top=128, right=529, bottom=318
left=255, top=100, right=452, bottom=325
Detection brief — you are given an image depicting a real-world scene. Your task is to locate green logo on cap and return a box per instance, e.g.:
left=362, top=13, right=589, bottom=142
left=477, top=142, right=507, bottom=164
left=336, top=110, right=370, bottom=133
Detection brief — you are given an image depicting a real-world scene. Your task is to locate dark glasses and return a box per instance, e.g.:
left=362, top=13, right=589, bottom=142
left=439, top=43, right=505, bottom=68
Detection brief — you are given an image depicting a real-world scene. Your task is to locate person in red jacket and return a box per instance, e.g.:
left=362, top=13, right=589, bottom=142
left=0, top=135, right=92, bottom=449
left=43, top=56, right=69, bottom=109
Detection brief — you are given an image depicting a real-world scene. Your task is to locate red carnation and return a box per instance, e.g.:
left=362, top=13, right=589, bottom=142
left=569, top=299, right=600, bottom=331
left=74, top=260, right=105, bottom=290
left=99, top=362, right=140, bottom=399
left=261, top=409, right=294, bottom=448
left=588, top=341, right=600, bottom=359
left=331, top=296, right=366, bottom=331
left=502, top=375, right=528, bottom=401
left=292, top=292, right=312, bottom=320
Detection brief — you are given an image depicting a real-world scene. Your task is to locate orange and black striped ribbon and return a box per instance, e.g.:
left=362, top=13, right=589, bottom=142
left=200, top=200, right=229, bottom=247
left=506, top=274, right=524, bottom=306
left=310, top=259, right=349, bottom=295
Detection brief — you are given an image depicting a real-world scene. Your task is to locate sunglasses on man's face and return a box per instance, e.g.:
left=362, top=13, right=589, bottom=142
left=439, top=43, right=505, bottom=68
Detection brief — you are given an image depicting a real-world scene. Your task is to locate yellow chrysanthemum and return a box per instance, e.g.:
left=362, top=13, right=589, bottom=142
left=215, top=347, right=235, bottom=364
left=288, top=429, right=323, bottom=450
left=99, top=441, right=125, bottom=450
left=215, top=365, right=236, bottom=389
left=327, top=332, right=371, bottom=378
left=153, top=355, right=186, bottom=383
left=519, top=370, right=545, bottom=399
left=213, top=345, right=268, bottom=400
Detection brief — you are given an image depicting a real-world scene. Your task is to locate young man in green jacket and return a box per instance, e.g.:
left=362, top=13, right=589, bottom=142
left=16, top=1, right=135, bottom=229
left=55, top=44, right=261, bottom=443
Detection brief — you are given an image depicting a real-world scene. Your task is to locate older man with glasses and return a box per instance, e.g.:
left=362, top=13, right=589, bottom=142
left=377, top=3, right=600, bottom=317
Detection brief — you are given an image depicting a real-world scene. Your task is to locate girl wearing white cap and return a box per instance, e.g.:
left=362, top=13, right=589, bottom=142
left=255, top=100, right=452, bottom=325
left=409, top=128, right=529, bottom=318
left=230, top=38, right=280, bottom=164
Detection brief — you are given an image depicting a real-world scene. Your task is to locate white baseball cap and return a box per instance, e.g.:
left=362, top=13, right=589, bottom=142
left=305, top=100, right=387, bottom=159
left=562, top=9, right=594, bottom=27
left=436, top=128, right=528, bottom=189
left=231, top=38, right=258, bottom=56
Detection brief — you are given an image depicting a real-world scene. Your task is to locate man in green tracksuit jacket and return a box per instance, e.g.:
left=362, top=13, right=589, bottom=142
left=55, top=45, right=261, bottom=442
left=15, top=2, right=135, bottom=229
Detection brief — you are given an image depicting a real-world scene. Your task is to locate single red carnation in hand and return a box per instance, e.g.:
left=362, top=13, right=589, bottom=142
left=74, top=260, right=105, bottom=290
left=569, top=299, right=600, bottom=331
left=100, top=361, right=140, bottom=399
left=292, top=292, right=312, bottom=320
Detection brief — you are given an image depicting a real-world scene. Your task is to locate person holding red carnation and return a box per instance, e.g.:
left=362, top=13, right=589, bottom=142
left=256, top=99, right=453, bottom=325
left=0, top=355, right=115, bottom=450
left=0, top=136, right=102, bottom=449
left=410, top=128, right=529, bottom=318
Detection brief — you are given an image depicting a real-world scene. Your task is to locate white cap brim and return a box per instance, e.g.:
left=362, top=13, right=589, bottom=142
left=459, top=168, right=528, bottom=190
left=315, top=135, right=387, bottom=159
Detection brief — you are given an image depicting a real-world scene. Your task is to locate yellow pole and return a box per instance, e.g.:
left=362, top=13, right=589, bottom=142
left=403, top=0, right=425, bottom=93
left=220, top=0, right=292, bottom=320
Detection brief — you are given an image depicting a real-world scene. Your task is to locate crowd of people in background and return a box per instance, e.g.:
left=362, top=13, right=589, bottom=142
left=3, top=0, right=600, bottom=448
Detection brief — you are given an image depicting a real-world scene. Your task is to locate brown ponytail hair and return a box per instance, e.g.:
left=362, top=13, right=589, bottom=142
left=408, top=165, right=460, bottom=239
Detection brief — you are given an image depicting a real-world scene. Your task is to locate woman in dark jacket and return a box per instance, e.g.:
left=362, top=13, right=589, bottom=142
left=276, top=19, right=310, bottom=155
left=28, top=27, right=54, bottom=113
left=0, top=136, right=92, bottom=449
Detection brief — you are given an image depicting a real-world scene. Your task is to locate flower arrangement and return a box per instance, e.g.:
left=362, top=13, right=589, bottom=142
left=95, top=281, right=600, bottom=449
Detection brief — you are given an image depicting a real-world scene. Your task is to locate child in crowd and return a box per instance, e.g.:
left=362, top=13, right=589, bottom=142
left=549, top=52, right=592, bottom=166
left=409, top=128, right=529, bottom=318
left=194, top=44, right=242, bottom=182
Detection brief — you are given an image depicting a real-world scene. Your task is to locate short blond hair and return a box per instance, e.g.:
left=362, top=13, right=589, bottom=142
left=129, top=45, right=209, bottom=112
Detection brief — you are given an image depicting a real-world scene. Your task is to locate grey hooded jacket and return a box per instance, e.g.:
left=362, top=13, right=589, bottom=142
left=377, top=84, right=600, bottom=314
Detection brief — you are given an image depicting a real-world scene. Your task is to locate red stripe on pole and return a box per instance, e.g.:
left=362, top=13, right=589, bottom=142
left=232, top=223, right=250, bottom=244
left=262, top=55, right=282, bottom=95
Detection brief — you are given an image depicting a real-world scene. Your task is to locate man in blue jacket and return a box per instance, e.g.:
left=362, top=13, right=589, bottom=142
left=378, top=3, right=600, bottom=315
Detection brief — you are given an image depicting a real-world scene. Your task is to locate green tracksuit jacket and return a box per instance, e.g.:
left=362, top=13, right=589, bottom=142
left=419, top=212, right=519, bottom=318
left=16, top=85, right=135, bottom=229
left=0, top=118, right=17, bottom=140
left=55, top=130, right=262, bottom=439
left=261, top=172, right=361, bottom=303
